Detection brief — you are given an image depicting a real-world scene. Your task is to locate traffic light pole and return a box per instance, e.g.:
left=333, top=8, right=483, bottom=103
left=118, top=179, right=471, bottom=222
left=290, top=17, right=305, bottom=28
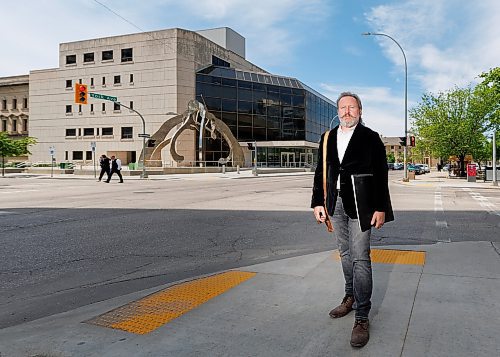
left=114, top=102, right=148, bottom=179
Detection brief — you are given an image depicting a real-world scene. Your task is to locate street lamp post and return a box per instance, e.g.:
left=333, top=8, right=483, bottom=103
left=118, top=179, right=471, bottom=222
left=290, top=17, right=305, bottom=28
left=362, top=32, right=409, bottom=181
left=329, top=114, right=339, bottom=130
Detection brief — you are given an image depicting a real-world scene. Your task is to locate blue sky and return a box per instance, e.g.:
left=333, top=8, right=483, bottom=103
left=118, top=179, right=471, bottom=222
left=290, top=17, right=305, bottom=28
left=1, top=0, right=499, bottom=136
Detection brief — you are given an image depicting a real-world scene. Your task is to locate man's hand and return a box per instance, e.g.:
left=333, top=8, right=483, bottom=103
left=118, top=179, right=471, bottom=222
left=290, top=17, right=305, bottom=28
left=371, top=211, right=385, bottom=229
left=313, top=206, right=326, bottom=224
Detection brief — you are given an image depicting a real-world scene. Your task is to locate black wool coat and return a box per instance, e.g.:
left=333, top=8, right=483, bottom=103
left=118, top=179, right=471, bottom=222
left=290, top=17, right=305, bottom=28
left=311, top=124, right=393, bottom=219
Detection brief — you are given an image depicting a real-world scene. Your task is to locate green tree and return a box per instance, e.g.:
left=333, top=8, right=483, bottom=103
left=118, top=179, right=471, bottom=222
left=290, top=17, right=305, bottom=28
left=386, top=152, right=395, bottom=163
left=475, top=67, right=500, bottom=129
left=410, top=87, right=488, bottom=176
left=0, top=132, right=37, bottom=177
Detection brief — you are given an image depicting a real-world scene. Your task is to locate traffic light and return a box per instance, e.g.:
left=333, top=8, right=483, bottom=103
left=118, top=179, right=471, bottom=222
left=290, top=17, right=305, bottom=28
left=410, top=136, right=416, bottom=147
left=74, top=83, right=88, bottom=104
left=399, top=136, right=407, bottom=146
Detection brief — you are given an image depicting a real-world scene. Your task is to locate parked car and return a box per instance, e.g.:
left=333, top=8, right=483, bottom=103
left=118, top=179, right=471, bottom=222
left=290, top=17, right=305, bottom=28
left=407, top=163, right=424, bottom=174
left=393, top=163, right=404, bottom=170
left=415, top=164, right=430, bottom=173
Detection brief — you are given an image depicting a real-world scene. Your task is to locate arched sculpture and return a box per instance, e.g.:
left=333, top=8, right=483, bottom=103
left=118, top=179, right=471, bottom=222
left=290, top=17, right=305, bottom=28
left=141, top=100, right=245, bottom=167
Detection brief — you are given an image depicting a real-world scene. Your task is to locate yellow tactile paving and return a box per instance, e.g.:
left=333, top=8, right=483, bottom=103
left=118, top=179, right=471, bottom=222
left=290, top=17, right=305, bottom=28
left=86, top=270, right=256, bottom=334
left=333, top=249, right=425, bottom=265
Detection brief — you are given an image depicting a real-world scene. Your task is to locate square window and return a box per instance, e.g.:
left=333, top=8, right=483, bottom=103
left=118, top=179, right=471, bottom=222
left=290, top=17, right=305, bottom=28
left=65, top=128, right=76, bottom=136
left=121, top=48, right=133, bottom=62
left=113, top=102, right=120, bottom=111
left=66, top=55, right=76, bottom=65
left=83, top=52, right=94, bottom=62
left=86, top=151, right=93, bottom=160
left=66, top=105, right=72, bottom=113
left=102, top=127, right=113, bottom=136
left=121, top=126, right=133, bottom=139
left=83, top=128, right=94, bottom=136
left=130, top=73, right=134, bottom=83
left=66, top=79, right=72, bottom=88
left=102, top=50, right=113, bottom=61
left=114, top=75, right=121, bottom=84
left=73, top=151, right=83, bottom=160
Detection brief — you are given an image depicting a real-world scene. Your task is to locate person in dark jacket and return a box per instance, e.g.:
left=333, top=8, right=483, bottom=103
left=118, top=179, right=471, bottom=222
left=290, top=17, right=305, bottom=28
left=311, top=92, right=393, bottom=348
left=106, top=155, right=123, bottom=183
left=97, top=154, right=110, bottom=182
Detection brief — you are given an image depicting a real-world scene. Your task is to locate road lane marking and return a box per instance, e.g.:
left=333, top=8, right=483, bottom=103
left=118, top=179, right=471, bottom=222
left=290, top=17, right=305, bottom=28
left=85, top=271, right=256, bottom=334
left=434, top=188, right=451, bottom=242
left=434, top=189, right=444, bottom=212
left=464, top=188, right=500, bottom=216
left=435, top=221, right=448, bottom=228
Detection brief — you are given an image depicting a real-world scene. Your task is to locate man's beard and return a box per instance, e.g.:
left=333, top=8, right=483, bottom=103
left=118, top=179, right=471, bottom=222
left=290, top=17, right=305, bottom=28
left=340, top=116, right=359, bottom=128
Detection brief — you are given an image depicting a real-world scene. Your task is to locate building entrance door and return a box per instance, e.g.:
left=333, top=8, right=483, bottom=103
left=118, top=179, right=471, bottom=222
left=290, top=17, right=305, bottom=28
left=280, top=152, right=295, bottom=167
left=300, top=153, right=313, bottom=167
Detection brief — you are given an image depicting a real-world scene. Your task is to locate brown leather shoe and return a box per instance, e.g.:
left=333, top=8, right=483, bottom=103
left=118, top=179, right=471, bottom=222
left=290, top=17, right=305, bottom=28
left=329, top=295, right=354, bottom=318
left=350, top=319, right=369, bottom=347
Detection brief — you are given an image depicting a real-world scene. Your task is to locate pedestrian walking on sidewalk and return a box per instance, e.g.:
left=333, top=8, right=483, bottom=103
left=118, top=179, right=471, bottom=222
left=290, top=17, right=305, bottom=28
left=106, top=155, right=123, bottom=183
left=311, top=92, right=393, bottom=348
left=97, top=154, right=111, bottom=182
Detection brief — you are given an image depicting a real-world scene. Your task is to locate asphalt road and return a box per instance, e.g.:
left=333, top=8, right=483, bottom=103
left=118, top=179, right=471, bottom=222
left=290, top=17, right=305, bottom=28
left=1, top=171, right=499, bottom=329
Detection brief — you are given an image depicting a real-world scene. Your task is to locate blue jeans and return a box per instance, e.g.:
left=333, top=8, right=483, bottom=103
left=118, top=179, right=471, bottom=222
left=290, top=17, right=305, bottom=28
left=331, top=196, right=372, bottom=320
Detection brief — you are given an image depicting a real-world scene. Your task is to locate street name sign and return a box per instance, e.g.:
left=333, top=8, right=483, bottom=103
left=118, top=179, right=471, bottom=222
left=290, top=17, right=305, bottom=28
left=138, top=133, right=151, bottom=138
left=89, top=93, right=117, bottom=102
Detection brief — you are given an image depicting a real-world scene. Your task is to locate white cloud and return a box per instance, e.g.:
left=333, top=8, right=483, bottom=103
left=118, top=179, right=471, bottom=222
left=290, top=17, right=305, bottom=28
left=319, top=83, right=411, bottom=137
left=365, top=0, right=500, bottom=93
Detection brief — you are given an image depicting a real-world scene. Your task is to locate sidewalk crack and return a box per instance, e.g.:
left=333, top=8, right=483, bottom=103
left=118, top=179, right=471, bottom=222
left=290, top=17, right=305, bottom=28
left=400, top=266, right=423, bottom=357
left=491, top=241, right=500, bottom=258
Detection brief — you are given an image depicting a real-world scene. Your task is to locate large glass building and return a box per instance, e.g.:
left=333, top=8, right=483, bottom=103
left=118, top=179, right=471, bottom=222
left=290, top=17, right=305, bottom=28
left=196, top=65, right=338, bottom=167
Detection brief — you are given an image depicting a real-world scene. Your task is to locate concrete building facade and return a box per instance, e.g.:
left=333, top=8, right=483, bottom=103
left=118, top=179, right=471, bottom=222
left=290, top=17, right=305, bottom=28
left=0, top=75, right=29, bottom=138
left=28, top=27, right=266, bottom=165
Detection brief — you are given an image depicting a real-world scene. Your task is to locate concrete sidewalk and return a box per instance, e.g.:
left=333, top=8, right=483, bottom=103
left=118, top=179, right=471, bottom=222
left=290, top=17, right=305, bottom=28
left=393, top=170, right=500, bottom=190
left=1, top=241, right=499, bottom=357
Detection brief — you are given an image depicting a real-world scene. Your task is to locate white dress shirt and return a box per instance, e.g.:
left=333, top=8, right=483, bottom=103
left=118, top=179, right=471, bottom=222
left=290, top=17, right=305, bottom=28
left=336, top=125, right=357, bottom=189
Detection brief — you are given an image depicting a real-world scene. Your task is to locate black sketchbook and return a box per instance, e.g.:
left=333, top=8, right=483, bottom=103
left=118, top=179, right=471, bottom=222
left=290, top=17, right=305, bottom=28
left=351, top=174, right=394, bottom=232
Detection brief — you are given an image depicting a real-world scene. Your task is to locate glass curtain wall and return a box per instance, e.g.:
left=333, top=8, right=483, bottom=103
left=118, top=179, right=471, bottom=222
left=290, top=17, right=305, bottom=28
left=195, top=65, right=336, bottom=166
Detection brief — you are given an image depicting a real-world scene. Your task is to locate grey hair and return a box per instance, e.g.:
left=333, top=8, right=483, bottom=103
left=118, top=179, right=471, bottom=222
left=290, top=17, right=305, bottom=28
left=336, top=92, right=362, bottom=109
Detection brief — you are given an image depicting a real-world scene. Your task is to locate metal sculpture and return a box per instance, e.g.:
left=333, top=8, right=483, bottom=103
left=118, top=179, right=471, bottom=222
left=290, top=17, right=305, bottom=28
left=141, top=100, right=245, bottom=167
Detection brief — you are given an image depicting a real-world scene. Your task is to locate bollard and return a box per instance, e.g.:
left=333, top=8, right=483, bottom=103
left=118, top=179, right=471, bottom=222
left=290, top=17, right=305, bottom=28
left=237, top=165, right=240, bottom=174
left=222, top=164, right=226, bottom=174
